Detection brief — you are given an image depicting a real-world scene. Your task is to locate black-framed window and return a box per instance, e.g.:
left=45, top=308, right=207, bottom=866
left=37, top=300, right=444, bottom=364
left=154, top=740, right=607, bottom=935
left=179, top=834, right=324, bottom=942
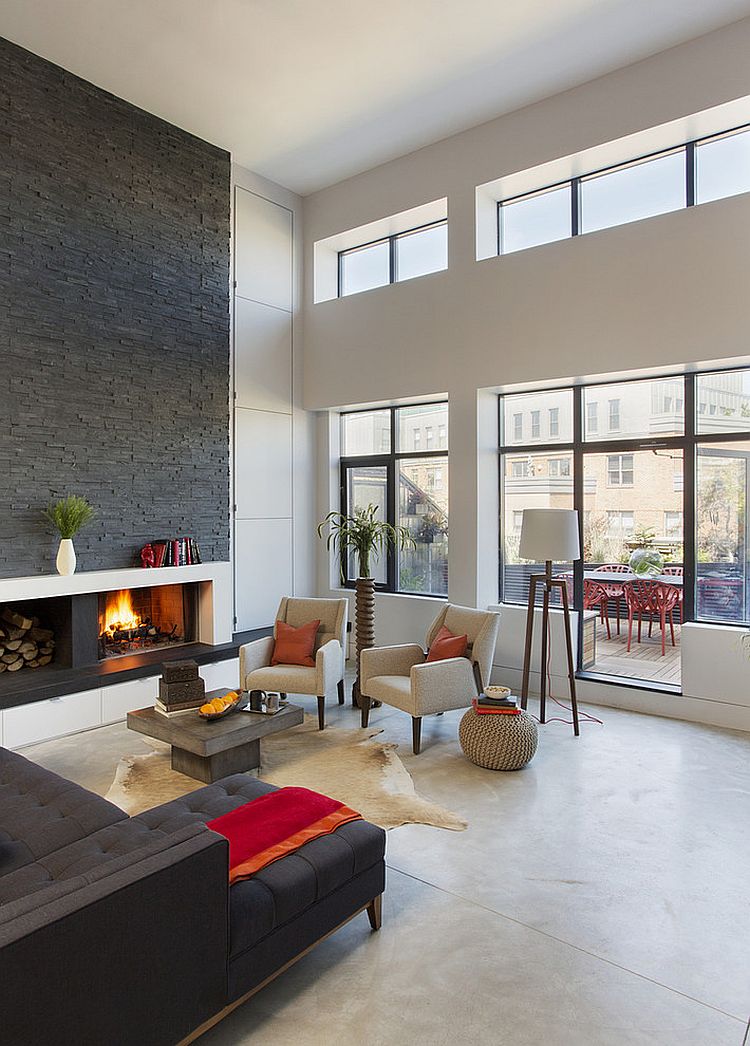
left=499, top=368, right=750, bottom=683
left=338, top=220, right=447, bottom=298
left=496, top=122, right=750, bottom=256
left=340, top=402, right=449, bottom=596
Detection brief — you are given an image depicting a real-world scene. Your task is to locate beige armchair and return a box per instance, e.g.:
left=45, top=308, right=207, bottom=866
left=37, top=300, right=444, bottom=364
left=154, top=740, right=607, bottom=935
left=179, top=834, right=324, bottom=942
left=239, top=597, right=348, bottom=730
left=360, top=604, right=500, bottom=753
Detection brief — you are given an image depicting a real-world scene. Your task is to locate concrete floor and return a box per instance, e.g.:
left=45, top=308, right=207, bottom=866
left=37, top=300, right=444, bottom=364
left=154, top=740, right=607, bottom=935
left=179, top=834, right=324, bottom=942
left=23, top=693, right=750, bottom=1046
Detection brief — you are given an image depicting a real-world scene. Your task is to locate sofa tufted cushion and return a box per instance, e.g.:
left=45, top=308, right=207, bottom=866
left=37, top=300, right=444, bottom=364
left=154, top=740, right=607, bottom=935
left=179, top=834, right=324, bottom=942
left=134, top=775, right=278, bottom=834
left=135, top=775, right=386, bottom=958
left=0, top=747, right=126, bottom=877
left=0, top=820, right=209, bottom=907
left=227, top=818, right=385, bottom=958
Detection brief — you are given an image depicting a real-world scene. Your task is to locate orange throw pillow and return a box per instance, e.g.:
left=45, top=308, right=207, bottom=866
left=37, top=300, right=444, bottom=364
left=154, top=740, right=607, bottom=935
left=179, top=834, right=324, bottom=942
left=271, top=619, right=320, bottom=667
left=426, top=625, right=468, bottom=662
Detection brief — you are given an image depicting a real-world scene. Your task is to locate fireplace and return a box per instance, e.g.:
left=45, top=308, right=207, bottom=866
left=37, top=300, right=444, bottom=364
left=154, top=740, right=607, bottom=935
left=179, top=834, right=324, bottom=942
left=98, top=585, right=198, bottom=659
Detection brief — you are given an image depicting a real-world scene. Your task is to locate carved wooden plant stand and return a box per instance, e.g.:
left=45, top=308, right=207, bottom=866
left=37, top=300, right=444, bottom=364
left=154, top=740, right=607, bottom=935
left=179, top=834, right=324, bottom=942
left=352, top=577, right=376, bottom=708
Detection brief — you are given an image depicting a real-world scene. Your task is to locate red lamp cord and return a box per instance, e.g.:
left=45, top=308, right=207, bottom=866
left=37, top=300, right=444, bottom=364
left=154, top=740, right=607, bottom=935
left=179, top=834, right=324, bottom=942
left=527, top=611, right=603, bottom=728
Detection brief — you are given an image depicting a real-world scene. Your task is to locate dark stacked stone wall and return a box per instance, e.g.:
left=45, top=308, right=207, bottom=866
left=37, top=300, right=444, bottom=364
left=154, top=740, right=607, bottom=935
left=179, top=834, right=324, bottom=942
left=0, top=37, right=231, bottom=576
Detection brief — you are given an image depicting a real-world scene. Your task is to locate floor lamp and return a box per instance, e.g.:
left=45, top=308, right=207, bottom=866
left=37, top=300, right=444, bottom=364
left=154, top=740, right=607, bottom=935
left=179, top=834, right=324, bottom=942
left=519, top=508, right=581, bottom=736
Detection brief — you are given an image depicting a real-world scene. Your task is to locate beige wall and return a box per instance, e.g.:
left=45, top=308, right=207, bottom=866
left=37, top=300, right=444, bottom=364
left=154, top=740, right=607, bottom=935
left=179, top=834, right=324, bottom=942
left=303, top=18, right=750, bottom=404
left=301, top=19, right=750, bottom=728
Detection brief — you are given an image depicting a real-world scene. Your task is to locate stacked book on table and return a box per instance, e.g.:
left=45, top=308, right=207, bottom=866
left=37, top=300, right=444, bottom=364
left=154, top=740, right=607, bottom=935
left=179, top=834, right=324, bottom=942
left=154, top=660, right=206, bottom=717
left=472, top=692, right=521, bottom=716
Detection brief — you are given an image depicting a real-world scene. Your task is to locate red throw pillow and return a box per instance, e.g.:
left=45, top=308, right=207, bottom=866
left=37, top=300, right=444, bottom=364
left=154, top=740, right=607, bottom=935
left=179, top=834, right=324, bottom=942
left=426, top=625, right=468, bottom=662
left=271, top=619, right=320, bottom=667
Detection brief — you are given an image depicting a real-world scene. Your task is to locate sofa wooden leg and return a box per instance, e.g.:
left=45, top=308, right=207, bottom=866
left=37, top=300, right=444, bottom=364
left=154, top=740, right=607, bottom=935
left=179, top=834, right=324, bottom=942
left=337, top=679, right=345, bottom=705
left=367, top=894, right=382, bottom=931
left=317, top=696, right=325, bottom=731
left=360, top=694, right=371, bottom=728
left=412, top=716, right=422, bottom=755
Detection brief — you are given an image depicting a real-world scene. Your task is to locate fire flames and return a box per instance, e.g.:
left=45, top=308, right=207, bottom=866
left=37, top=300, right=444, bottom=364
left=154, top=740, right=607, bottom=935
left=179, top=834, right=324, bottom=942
left=103, top=590, right=142, bottom=634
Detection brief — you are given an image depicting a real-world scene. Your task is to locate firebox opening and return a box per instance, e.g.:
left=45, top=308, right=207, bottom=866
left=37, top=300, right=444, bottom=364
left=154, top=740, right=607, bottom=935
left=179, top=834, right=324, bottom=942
left=98, top=584, right=198, bottom=659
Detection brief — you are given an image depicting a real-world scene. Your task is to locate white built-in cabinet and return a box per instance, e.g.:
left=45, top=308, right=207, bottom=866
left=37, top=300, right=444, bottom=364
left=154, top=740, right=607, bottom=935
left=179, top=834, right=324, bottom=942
left=0, top=658, right=241, bottom=750
left=233, top=187, right=294, bottom=629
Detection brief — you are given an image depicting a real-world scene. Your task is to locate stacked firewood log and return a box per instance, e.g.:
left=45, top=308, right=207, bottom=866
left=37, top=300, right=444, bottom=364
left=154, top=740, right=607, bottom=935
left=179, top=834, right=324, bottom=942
left=0, top=607, right=55, bottom=673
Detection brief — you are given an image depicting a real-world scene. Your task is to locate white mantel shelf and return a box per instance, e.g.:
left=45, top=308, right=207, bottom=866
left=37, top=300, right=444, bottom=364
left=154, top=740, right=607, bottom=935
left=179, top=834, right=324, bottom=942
left=0, top=562, right=231, bottom=601
left=0, top=562, right=233, bottom=645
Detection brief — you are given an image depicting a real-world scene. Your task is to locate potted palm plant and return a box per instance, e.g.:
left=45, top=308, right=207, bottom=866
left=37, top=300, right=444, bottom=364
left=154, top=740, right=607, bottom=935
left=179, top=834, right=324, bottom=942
left=318, top=504, right=414, bottom=706
left=43, top=495, right=96, bottom=576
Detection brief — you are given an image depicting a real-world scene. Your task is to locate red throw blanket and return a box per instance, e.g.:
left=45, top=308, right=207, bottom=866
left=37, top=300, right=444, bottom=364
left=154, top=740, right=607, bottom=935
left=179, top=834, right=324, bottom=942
left=206, top=787, right=362, bottom=883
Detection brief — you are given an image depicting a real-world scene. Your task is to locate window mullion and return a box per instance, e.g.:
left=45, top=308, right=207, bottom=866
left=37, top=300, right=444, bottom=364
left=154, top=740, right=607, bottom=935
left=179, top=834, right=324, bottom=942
left=686, top=141, right=696, bottom=208
left=571, top=178, right=580, bottom=236
left=683, top=375, right=696, bottom=621
left=388, top=409, right=398, bottom=590
left=573, top=388, right=584, bottom=673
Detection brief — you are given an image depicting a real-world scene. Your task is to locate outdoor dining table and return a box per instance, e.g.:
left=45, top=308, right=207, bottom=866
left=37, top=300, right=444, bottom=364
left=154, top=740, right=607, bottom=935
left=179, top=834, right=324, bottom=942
left=585, top=570, right=683, bottom=586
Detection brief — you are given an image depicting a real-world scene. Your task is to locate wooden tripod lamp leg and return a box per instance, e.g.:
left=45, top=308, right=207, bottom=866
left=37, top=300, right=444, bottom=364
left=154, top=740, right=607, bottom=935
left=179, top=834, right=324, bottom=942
left=557, top=579, right=580, bottom=737
left=539, top=583, right=550, bottom=724
left=520, top=576, right=537, bottom=710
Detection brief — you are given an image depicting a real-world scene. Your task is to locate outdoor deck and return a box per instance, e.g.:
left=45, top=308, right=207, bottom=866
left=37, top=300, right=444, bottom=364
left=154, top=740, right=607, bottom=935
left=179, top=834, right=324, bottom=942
left=591, top=622, right=681, bottom=686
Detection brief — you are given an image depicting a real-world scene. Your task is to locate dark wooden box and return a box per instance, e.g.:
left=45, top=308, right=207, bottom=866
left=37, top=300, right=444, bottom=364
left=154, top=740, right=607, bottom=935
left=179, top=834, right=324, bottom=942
left=159, top=677, right=206, bottom=707
left=161, top=659, right=200, bottom=684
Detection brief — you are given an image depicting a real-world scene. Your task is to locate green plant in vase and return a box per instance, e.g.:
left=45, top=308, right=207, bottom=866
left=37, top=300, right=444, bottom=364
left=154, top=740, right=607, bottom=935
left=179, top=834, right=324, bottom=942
left=318, top=504, right=414, bottom=706
left=43, top=495, right=96, bottom=576
left=628, top=524, right=664, bottom=578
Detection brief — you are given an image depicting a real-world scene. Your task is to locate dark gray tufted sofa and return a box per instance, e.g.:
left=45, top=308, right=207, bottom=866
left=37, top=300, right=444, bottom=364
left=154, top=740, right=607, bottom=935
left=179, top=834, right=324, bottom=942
left=0, top=746, right=386, bottom=1046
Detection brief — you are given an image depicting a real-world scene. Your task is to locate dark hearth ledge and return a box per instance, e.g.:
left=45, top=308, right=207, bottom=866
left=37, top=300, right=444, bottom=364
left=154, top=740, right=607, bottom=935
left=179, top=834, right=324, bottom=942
left=0, top=629, right=272, bottom=711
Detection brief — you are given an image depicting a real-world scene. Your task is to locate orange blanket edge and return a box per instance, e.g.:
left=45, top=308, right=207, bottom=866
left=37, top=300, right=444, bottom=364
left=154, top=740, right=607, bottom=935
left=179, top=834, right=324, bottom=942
left=228, top=805, right=362, bottom=883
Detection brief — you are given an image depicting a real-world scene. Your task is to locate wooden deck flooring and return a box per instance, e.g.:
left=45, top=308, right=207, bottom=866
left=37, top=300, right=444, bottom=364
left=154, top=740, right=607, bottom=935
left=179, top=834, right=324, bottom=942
left=591, top=621, right=681, bottom=686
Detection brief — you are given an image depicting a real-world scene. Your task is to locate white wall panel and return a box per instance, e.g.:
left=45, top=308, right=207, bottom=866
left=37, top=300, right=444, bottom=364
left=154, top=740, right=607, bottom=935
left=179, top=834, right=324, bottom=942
left=5, top=690, right=101, bottom=749
left=200, top=658, right=241, bottom=692
left=235, top=518, right=293, bottom=629
left=235, top=297, right=292, bottom=413
left=101, top=677, right=159, bottom=724
left=235, top=408, right=292, bottom=519
left=235, top=187, right=292, bottom=311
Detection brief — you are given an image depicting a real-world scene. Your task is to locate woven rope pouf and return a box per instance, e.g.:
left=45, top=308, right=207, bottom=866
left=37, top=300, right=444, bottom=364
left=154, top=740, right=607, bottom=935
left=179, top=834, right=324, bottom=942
left=459, top=708, right=538, bottom=771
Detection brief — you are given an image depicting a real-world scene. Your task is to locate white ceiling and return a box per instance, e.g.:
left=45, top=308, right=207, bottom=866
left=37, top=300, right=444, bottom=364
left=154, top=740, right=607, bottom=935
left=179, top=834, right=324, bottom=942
left=3, top=0, right=750, bottom=195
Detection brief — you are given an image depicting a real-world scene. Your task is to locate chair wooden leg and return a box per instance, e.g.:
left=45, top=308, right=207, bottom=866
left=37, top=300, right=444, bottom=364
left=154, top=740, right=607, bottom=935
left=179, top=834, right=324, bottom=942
left=360, top=694, right=371, bottom=728
left=337, top=679, right=345, bottom=705
left=412, top=716, right=422, bottom=755
left=317, top=696, right=325, bottom=731
left=366, top=894, right=382, bottom=931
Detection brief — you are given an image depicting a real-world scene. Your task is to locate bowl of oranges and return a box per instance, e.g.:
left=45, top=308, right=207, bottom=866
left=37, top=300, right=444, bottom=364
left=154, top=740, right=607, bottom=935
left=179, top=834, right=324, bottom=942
left=198, top=689, right=247, bottom=721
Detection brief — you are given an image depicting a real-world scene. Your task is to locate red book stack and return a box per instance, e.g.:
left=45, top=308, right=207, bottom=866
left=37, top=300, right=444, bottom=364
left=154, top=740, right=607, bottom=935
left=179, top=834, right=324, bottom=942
left=472, top=695, right=521, bottom=716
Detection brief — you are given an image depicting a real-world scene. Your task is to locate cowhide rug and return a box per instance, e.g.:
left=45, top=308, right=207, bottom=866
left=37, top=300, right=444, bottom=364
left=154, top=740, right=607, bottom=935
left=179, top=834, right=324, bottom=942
left=105, top=715, right=467, bottom=831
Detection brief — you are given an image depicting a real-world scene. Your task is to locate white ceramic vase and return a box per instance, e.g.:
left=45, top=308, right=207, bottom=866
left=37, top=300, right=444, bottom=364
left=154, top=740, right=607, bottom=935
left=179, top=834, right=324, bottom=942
left=56, top=538, right=76, bottom=576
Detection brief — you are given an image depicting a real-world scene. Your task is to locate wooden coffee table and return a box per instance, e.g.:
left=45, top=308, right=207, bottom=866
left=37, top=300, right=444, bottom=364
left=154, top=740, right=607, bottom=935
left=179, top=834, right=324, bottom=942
left=127, top=695, right=304, bottom=783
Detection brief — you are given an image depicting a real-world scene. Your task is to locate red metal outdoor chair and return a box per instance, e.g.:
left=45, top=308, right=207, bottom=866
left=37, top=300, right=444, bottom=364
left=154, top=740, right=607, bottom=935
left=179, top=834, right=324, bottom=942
left=600, top=564, right=629, bottom=634
left=624, top=580, right=680, bottom=656
left=584, top=579, right=611, bottom=639
left=662, top=565, right=684, bottom=622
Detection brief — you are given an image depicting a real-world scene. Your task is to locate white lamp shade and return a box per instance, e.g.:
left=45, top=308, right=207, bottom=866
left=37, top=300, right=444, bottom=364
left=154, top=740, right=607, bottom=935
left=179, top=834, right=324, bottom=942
left=519, top=509, right=580, bottom=562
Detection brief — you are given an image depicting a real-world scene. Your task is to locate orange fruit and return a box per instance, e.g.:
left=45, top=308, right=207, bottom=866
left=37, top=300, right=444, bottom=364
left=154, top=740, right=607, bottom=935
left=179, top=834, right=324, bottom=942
left=200, top=703, right=214, bottom=715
